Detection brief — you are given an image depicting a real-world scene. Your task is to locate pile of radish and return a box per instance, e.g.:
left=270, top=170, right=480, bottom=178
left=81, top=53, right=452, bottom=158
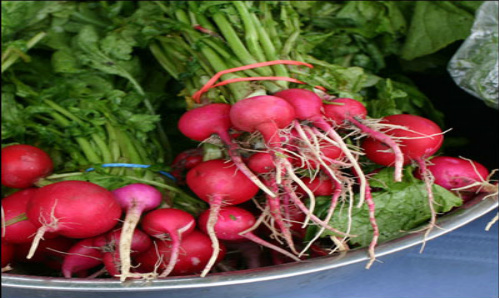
left=2, top=85, right=496, bottom=281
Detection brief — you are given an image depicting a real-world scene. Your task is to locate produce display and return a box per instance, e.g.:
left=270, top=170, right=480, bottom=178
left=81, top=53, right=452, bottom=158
left=1, top=1, right=497, bottom=282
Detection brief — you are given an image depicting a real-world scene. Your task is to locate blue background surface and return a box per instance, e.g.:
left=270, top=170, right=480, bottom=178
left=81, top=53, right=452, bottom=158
left=283, top=209, right=499, bottom=298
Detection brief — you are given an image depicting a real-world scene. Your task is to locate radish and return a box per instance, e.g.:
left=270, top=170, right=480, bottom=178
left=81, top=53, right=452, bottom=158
left=25, top=180, right=122, bottom=259
left=62, top=237, right=103, bottom=278
left=361, top=114, right=444, bottom=166
left=415, top=156, right=494, bottom=200
left=134, top=230, right=227, bottom=277
left=362, top=114, right=444, bottom=250
left=1, top=188, right=56, bottom=244
left=178, top=103, right=274, bottom=197
left=186, top=159, right=259, bottom=276
left=96, top=228, right=152, bottom=278
left=111, top=183, right=162, bottom=281
left=272, top=89, right=367, bottom=208
left=141, top=208, right=196, bottom=277
left=1, top=144, right=53, bottom=189
left=14, top=236, right=74, bottom=270
left=322, top=97, right=404, bottom=182
left=197, top=206, right=301, bottom=261
left=171, top=148, right=204, bottom=184
left=2, top=242, right=14, bottom=269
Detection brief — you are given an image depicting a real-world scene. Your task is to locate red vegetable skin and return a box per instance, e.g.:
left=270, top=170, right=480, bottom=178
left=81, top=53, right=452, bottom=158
left=134, top=231, right=226, bottom=277
left=62, top=237, right=103, bottom=278
left=415, top=156, right=490, bottom=199
left=186, top=159, right=259, bottom=276
left=1, top=144, right=53, bottom=189
left=25, top=181, right=122, bottom=259
left=141, top=208, right=195, bottom=277
left=2, top=242, right=15, bottom=268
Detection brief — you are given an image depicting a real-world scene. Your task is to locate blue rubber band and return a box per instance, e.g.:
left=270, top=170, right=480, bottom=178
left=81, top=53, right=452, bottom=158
left=85, top=163, right=177, bottom=182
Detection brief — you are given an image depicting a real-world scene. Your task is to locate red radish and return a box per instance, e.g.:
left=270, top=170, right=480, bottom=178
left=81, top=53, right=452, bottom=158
left=141, top=208, right=196, bottom=277
left=230, top=95, right=295, bottom=148
left=111, top=183, right=162, bottom=281
left=1, top=188, right=55, bottom=243
left=186, top=159, right=259, bottom=276
left=247, top=152, right=276, bottom=174
left=178, top=103, right=274, bottom=197
left=272, top=89, right=367, bottom=208
left=361, top=114, right=444, bottom=166
left=96, top=228, right=152, bottom=278
left=322, top=97, right=367, bottom=126
left=25, top=181, right=122, bottom=259
left=171, top=148, right=204, bottom=184
left=322, top=97, right=404, bottom=182
left=14, top=236, right=74, bottom=270
left=62, top=237, right=103, bottom=278
left=198, top=206, right=301, bottom=261
left=2, top=242, right=15, bottom=268
left=362, top=114, right=444, bottom=250
left=415, top=156, right=493, bottom=199
left=1, top=144, right=53, bottom=189
left=295, top=176, right=335, bottom=197
left=134, top=230, right=226, bottom=277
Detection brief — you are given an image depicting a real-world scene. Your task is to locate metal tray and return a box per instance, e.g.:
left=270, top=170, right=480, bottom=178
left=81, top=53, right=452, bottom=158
left=2, top=193, right=497, bottom=298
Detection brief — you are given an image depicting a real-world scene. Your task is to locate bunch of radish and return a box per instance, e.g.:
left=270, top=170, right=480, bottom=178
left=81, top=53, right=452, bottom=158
left=176, top=87, right=497, bottom=269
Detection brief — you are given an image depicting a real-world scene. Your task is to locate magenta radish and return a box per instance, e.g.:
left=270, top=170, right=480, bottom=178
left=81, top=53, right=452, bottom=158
left=295, top=176, right=335, bottom=197
left=197, top=206, right=301, bottom=261
left=362, top=114, right=444, bottom=250
left=1, top=188, right=55, bottom=244
left=134, top=230, right=227, bottom=277
left=61, top=237, right=103, bottom=278
left=178, top=103, right=274, bottom=197
left=1, top=144, right=54, bottom=189
left=141, top=208, right=196, bottom=277
left=186, top=159, right=259, bottom=276
left=96, top=228, right=152, bottom=278
left=25, top=180, right=122, bottom=259
left=361, top=114, right=444, bottom=166
left=171, top=148, right=204, bottom=184
left=272, top=89, right=367, bottom=207
left=415, top=156, right=494, bottom=200
left=322, top=97, right=404, bottom=182
left=111, top=183, right=162, bottom=281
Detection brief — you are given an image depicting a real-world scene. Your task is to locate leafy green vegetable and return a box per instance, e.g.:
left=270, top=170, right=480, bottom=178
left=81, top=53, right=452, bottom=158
left=400, top=1, right=478, bottom=60
left=308, top=167, right=463, bottom=247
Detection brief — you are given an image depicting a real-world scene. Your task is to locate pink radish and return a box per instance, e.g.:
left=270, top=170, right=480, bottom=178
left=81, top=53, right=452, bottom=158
left=25, top=181, right=122, bottom=259
left=141, top=208, right=196, bottom=277
left=362, top=114, right=444, bottom=250
left=134, top=230, right=227, bottom=277
left=415, top=156, right=494, bottom=200
left=2, top=188, right=55, bottom=243
left=361, top=114, right=444, bottom=166
left=62, top=237, right=103, bottom=278
left=295, top=176, right=335, bottom=197
left=272, top=89, right=367, bottom=207
left=111, top=183, right=161, bottom=281
left=322, top=97, right=404, bottom=182
left=178, top=103, right=274, bottom=197
left=186, top=159, right=259, bottom=276
left=96, top=228, right=152, bottom=278
left=1, top=144, right=53, bottom=189
left=197, top=206, right=301, bottom=261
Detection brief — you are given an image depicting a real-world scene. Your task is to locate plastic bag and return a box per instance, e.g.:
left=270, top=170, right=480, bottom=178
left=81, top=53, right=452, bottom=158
left=447, top=1, right=498, bottom=109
